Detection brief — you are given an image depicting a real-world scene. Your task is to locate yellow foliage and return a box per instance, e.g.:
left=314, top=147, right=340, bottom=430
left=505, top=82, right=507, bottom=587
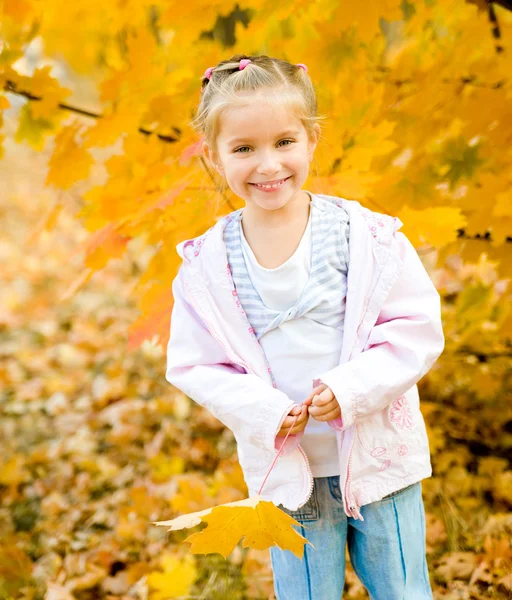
left=46, top=124, right=94, bottom=189
left=398, top=205, right=468, bottom=248
left=0, top=456, right=29, bottom=487
left=147, top=553, right=197, bottom=600
left=149, top=453, right=185, bottom=483
left=170, top=474, right=215, bottom=514
left=1, top=0, right=511, bottom=346
left=155, top=495, right=312, bottom=559
left=27, top=66, right=72, bottom=120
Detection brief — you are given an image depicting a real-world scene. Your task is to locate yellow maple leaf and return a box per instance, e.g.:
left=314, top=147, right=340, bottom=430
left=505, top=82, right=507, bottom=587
left=46, top=124, right=94, bottom=189
left=83, top=111, right=142, bottom=148
left=170, top=474, right=214, bottom=514
left=147, top=553, right=196, bottom=600
left=492, top=190, right=512, bottom=218
left=3, top=0, right=34, bottom=21
left=80, top=223, right=130, bottom=270
left=398, top=205, right=468, bottom=248
left=154, top=495, right=313, bottom=559
left=15, top=104, right=57, bottom=151
left=0, top=456, right=29, bottom=487
left=149, top=453, right=185, bottom=483
left=27, top=66, right=72, bottom=120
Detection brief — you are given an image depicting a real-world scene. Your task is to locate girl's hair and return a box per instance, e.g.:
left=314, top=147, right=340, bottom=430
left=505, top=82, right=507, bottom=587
left=191, top=54, right=325, bottom=159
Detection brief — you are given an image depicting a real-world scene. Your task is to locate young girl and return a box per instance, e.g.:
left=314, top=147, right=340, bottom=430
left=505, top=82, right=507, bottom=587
left=166, top=54, right=444, bottom=600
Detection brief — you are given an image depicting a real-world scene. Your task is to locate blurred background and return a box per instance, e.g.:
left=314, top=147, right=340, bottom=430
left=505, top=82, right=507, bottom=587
left=1, top=1, right=511, bottom=598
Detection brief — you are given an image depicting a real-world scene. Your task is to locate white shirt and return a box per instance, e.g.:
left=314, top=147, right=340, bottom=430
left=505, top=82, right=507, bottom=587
left=234, top=199, right=349, bottom=476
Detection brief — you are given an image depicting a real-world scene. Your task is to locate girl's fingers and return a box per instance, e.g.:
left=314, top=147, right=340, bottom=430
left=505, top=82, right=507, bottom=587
left=312, top=391, right=334, bottom=406
left=280, top=409, right=309, bottom=434
left=309, top=406, right=341, bottom=422
left=308, top=399, right=339, bottom=416
left=292, top=414, right=309, bottom=433
left=283, top=410, right=307, bottom=429
left=303, top=384, right=328, bottom=404
left=310, top=398, right=336, bottom=412
left=318, top=408, right=341, bottom=422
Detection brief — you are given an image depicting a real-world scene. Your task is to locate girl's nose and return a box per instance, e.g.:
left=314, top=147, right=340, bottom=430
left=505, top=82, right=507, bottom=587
left=256, top=151, right=281, bottom=174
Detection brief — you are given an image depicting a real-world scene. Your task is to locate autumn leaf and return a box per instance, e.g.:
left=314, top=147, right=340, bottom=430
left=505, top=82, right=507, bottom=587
left=0, top=456, right=30, bottom=488
left=24, top=66, right=72, bottom=120
left=15, top=104, right=57, bottom=151
left=46, top=123, right=94, bottom=189
left=398, top=205, right=468, bottom=248
left=147, top=553, right=197, bottom=600
left=0, top=546, right=34, bottom=597
left=154, top=495, right=313, bottom=559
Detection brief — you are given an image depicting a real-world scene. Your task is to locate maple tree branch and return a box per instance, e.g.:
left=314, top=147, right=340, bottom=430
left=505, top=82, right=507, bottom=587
left=488, top=1, right=505, bottom=53
left=457, top=229, right=512, bottom=244
left=379, top=72, right=505, bottom=89
left=3, top=80, right=179, bottom=143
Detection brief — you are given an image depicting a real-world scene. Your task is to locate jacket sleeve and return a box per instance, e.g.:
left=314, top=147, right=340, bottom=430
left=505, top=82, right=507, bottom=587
left=166, top=268, right=301, bottom=456
left=315, top=231, right=445, bottom=431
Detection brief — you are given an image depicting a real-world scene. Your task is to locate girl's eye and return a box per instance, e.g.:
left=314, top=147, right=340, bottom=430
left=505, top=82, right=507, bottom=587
left=234, top=139, right=294, bottom=153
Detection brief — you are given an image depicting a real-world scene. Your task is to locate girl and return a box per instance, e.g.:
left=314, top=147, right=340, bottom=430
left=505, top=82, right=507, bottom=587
left=166, top=54, right=444, bottom=600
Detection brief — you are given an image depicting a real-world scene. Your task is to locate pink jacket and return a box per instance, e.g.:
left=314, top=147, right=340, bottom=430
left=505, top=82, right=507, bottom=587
left=165, top=193, right=444, bottom=521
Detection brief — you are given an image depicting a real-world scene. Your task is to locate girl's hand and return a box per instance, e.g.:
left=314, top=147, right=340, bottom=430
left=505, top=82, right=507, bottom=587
left=304, top=383, right=342, bottom=422
left=277, top=404, right=309, bottom=437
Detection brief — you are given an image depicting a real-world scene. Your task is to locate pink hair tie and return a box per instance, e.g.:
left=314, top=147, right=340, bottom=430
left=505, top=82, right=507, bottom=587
left=204, top=66, right=214, bottom=80
left=239, top=58, right=251, bottom=70
left=296, top=63, right=308, bottom=73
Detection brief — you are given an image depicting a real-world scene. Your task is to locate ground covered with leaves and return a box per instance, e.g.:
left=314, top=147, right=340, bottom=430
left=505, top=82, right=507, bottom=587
left=1, top=194, right=511, bottom=600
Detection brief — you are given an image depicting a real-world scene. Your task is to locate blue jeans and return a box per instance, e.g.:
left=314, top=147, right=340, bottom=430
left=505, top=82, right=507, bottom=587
left=270, top=477, right=433, bottom=600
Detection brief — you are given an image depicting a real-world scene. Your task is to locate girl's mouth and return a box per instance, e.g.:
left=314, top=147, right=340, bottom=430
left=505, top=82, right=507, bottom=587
left=249, top=176, right=291, bottom=192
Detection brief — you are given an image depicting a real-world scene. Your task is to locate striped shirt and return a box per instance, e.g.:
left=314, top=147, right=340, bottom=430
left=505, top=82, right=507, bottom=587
left=224, top=194, right=350, bottom=340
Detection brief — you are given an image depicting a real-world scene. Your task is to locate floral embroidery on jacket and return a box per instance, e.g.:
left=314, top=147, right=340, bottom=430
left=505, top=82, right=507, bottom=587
left=389, top=395, right=414, bottom=430
left=398, top=444, right=408, bottom=456
left=184, top=226, right=215, bottom=260
left=357, top=206, right=394, bottom=244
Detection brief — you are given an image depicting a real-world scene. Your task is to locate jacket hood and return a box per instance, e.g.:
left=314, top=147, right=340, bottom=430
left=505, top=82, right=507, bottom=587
left=175, top=193, right=404, bottom=263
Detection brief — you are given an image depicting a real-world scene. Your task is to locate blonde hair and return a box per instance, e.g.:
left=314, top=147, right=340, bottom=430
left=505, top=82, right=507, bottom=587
left=191, top=54, right=325, bottom=161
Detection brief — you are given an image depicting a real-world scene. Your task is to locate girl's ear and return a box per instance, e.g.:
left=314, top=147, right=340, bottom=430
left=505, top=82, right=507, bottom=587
left=202, top=141, right=224, bottom=175
left=308, top=124, right=321, bottom=160
left=202, top=140, right=213, bottom=165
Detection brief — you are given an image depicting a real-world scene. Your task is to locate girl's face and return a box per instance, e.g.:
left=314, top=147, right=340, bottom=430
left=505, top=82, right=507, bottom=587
left=204, top=91, right=319, bottom=217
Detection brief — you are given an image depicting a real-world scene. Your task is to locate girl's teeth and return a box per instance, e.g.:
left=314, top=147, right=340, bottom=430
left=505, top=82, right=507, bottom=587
left=254, top=178, right=287, bottom=189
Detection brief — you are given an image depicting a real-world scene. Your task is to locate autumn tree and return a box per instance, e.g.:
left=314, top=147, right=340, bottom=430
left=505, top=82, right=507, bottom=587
left=1, top=0, right=512, bottom=597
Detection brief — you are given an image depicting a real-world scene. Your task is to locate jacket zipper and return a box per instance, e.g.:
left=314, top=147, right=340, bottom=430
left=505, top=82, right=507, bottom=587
left=298, top=446, right=315, bottom=501
left=343, top=430, right=363, bottom=521
left=340, top=341, right=366, bottom=520
left=183, top=271, right=314, bottom=505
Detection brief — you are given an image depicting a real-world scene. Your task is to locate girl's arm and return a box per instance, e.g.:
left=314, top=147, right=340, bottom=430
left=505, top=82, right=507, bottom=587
left=315, top=231, right=445, bottom=430
left=166, top=269, right=301, bottom=457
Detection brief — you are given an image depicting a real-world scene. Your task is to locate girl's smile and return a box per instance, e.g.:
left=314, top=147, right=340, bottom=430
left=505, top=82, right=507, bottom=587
left=249, top=175, right=292, bottom=191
